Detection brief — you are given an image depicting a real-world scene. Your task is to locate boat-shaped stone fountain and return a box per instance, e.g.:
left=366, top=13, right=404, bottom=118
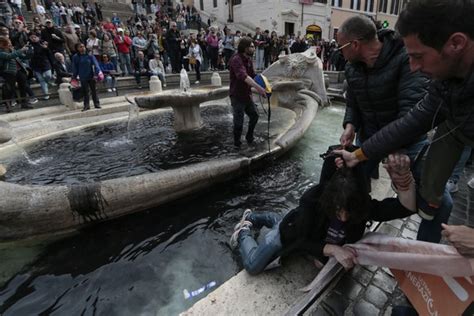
left=0, top=48, right=325, bottom=241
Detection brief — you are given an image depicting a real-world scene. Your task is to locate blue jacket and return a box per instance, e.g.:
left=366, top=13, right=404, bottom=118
left=72, top=53, right=101, bottom=81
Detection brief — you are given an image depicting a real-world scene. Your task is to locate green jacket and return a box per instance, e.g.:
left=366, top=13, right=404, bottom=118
left=0, top=49, right=28, bottom=75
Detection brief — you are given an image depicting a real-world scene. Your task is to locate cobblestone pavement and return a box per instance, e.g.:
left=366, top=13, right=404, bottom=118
left=307, top=164, right=474, bottom=316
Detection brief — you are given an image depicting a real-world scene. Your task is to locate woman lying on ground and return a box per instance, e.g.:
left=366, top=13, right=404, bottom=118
left=230, top=151, right=416, bottom=274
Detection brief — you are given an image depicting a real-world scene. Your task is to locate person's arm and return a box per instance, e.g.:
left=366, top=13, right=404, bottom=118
left=0, top=49, right=24, bottom=60
left=323, top=244, right=357, bottom=270
left=335, top=84, right=447, bottom=166
left=244, top=76, right=266, bottom=96
left=383, top=153, right=416, bottom=212
left=442, top=224, right=474, bottom=257
left=340, top=85, right=361, bottom=147
left=230, top=56, right=266, bottom=96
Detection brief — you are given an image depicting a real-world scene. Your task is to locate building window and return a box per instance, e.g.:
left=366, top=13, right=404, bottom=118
left=213, top=0, right=217, bottom=8
left=199, top=0, right=204, bottom=10
left=365, top=0, right=374, bottom=12
left=350, top=0, right=360, bottom=10
left=332, top=0, right=343, bottom=7
left=234, top=0, right=242, bottom=4
left=378, top=0, right=388, bottom=13
left=391, top=0, right=400, bottom=14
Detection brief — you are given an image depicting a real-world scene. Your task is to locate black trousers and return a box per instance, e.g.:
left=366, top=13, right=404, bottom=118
left=195, top=60, right=201, bottom=81
left=231, top=96, right=259, bottom=146
left=80, top=79, right=99, bottom=108
left=208, top=46, right=218, bottom=70
left=169, top=49, right=181, bottom=73
left=1, top=71, right=29, bottom=106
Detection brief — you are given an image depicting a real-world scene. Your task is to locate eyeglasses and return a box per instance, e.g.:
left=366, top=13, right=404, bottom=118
left=337, top=38, right=364, bottom=51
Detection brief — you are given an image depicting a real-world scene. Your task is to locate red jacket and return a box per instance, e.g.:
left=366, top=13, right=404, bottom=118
left=114, top=35, right=132, bottom=54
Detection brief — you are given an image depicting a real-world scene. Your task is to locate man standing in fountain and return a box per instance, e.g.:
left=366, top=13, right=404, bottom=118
left=229, top=37, right=267, bottom=148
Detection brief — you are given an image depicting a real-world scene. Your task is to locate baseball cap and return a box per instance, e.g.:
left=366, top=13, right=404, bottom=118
left=45, top=19, right=52, bottom=23
left=117, top=28, right=124, bottom=32
left=74, top=24, right=80, bottom=29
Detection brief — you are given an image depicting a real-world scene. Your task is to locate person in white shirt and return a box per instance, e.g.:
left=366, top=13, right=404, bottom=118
left=148, top=53, right=166, bottom=87
left=188, top=38, right=202, bottom=84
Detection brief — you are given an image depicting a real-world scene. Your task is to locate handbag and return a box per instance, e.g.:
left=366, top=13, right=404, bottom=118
left=189, top=56, right=196, bottom=65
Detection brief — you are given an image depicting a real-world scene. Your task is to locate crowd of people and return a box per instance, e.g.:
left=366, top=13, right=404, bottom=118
left=0, top=0, right=345, bottom=112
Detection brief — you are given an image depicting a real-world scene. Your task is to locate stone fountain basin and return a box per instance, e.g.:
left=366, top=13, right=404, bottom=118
left=132, top=86, right=229, bottom=109
left=0, top=85, right=320, bottom=241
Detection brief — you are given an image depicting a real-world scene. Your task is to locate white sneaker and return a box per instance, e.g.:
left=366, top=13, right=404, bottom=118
left=468, top=177, right=474, bottom=189
left=230, top=220, right=252, bottom=249
left=43, top=95, right=50, bottom=100
left=195, top=80, right=200, bottom=84
left=112, top=88, right=117, bottom=92
left=163, top=83, right=167, bottom=87
left=446, top=179, right=459, bottom=193
left=107, top=88, right=113, bottom=92
left=29, top=98, right=39, bottom=104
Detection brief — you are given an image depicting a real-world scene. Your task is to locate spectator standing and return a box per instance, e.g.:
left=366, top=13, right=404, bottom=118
left=206, top=28, right=219, bottom=71
left=188, top=38, right=202, bottom=84
left=72, top=43, right=102, bottom=111
left=0, top=37, right=33, bottom=111
left=165, top=22, right=181, bottom=73
left=253, top=27, right=265, bottom=71
left=101, top=33, right=118, bottom=71
left=86, top=30, right=101, bottom=60
left=263, top=30, right=271, bottom=68
left=114, top=28, right=133, bottom=76
left=41, top=19, right=66, bottom=54
left=63, top=25, right=81, bottom=58
left=222, top=28, right=234, bottom=69
left=29, top=32, right=54, bottom=100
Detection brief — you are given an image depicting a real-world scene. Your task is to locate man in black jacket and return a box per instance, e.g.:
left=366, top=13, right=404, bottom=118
left=337, top=0, right=474, bottom=241
left=338, top=15, right=429, bottom=173
left=336, top=15, right=455, bottom=244
left=40, top=19, right=65, bottom=54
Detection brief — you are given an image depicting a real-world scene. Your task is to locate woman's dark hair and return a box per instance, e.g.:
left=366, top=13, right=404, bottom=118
left=319, top=168, right=370, bottom=224
left=396, top=0, right=474, bottom=51
left=237, top=36, right=253, bottom=54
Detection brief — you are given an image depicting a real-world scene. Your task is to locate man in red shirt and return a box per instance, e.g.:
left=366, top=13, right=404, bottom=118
left=114, top=28, right=132, bottom=76
left=228, top=37, right=266, bottom=148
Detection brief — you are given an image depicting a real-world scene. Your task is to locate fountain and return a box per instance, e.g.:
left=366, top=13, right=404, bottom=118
left=0, top=51, right=325, bottom=241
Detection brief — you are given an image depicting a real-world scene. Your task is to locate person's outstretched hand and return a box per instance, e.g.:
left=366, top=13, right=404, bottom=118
left=324, top=244, right=357, bottom=270
left=333, top=149, right=360, bottom=168
left=442, top=224, right=474, bottom=257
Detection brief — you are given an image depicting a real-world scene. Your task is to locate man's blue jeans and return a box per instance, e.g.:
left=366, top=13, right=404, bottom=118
left=238, top=212, right=282, bottom=275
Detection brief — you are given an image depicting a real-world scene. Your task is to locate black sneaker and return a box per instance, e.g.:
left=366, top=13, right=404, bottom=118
left=94, top=105, right=101, bottom=109
left=81, top=107, right=90, bottom=112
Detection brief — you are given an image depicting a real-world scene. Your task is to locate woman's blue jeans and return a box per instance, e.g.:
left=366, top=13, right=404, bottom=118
left=238, top=212, right=282, bottom=275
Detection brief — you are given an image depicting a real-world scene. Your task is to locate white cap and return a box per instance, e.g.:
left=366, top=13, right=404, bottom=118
left=117, top=28, right=124, bottom=33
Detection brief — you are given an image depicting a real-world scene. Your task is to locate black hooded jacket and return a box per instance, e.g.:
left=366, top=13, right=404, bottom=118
left=343, top=29, right=429, bottom=143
